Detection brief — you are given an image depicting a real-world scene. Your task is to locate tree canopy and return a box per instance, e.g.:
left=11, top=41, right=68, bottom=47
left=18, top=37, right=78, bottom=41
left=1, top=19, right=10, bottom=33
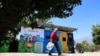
left=76, top=43, right=84, bottom=53
left=0, top=0, right=82, bottom=40
left=81, top=40, right=96, bottom=52
left=76, top=40, right=95, bottom=52
left=92, top=24, right=100, bottom=45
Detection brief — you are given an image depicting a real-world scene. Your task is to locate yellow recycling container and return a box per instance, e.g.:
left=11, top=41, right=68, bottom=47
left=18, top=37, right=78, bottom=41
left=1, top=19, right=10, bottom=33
left=60, top=32, right=69, bottom=53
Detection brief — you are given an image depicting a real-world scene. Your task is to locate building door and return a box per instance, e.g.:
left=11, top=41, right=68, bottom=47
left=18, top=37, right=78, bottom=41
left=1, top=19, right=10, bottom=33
left=67, top=33, right=75, bottom=53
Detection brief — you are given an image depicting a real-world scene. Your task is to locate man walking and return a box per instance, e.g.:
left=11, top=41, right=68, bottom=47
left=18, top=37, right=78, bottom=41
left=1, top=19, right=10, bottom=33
left=48, top=28, right=61, bottom=56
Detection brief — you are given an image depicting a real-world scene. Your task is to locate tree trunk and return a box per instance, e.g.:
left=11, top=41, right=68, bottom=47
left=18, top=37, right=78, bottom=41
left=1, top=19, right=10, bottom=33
left=8, top=39, right=19, bottom=52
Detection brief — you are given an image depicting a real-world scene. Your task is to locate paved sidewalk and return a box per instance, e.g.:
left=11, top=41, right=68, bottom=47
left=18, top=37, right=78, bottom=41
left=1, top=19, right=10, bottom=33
left=0, top=52, right=100, bottom=56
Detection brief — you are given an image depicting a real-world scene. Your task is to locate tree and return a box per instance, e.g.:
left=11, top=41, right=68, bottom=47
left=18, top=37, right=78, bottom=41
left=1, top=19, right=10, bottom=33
left=90, top=44, right=95, bottom=52
left=81, top=40, right=89, bottom=52
left=81, top=40, right=95, bottom=52
left=92, top=24, right=100, bottom=45
left=76, top=43, right=83, bottom=53
left=0, top=0, right=82, bottom=44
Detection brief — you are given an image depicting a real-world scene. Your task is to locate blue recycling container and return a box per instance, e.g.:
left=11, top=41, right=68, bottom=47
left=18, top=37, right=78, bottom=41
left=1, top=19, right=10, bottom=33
left=44, top=30, right=61, bottom=53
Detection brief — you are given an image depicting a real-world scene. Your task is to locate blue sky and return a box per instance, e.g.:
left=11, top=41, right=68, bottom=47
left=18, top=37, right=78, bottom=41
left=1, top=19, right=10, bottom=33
left=49, top=0, right=100, bottom=43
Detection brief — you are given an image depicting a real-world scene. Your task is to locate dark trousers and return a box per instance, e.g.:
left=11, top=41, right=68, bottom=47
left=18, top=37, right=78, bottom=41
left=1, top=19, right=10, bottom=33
left=48, top=42, right=61, bottom=55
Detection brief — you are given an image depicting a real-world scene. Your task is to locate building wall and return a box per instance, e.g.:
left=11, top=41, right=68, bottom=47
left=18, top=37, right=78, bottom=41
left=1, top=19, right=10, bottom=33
left=18, top=27, right=74, bottom=53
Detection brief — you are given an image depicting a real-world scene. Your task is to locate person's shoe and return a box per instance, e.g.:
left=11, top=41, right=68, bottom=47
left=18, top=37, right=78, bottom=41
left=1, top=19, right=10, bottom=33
left=48, top=53, right=52, bottom=56
left=58, top=52, right=61, bottom=55
left=48, top=55, right=52, bottom=56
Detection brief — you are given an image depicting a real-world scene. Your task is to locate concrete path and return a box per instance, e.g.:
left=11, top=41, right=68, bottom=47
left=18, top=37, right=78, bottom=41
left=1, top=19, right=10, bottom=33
left=0, top=52, right=100, bottom=56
